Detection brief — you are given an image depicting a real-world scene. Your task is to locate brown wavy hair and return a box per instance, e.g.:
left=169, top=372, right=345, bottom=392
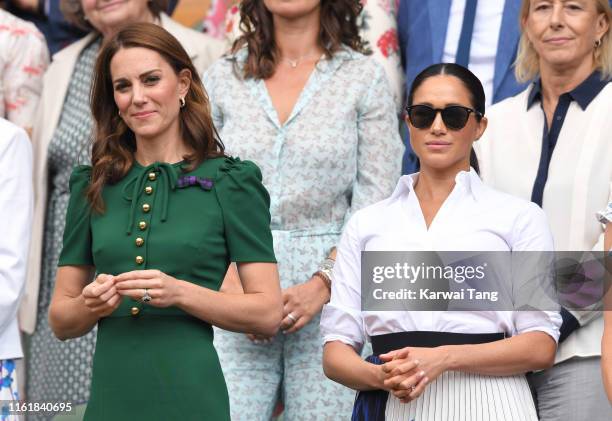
left=88, top=22, right=224, bottom=212
left=232, top=0, right=370, bottom=79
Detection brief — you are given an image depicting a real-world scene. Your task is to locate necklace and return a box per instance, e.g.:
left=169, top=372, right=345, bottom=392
left=282, top=52, right=324, bottom=68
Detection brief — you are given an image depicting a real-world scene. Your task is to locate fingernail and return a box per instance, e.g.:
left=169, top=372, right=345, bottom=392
left=414, top=359, right=420, bottom=365
left=419, top=370, right=425, bottom=377
left=254, top=340, right=261, bottom=345
left=423, top=376, right=429, bottom=384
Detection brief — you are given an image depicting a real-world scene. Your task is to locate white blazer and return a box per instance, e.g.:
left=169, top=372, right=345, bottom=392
left=20, top=13, right=226, bottom=334
left=476, top=84, right=612, bottom=363
left=0, top=118, right=32, bottom=359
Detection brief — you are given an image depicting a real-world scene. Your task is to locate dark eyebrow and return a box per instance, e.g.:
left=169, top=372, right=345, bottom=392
left=112, top=77, right=128, bottom=85
left=139, top=69, right=162, bottom=78
left=112, top=69, right=162, bottom=84
left=413, top=102, right=470, bottom=108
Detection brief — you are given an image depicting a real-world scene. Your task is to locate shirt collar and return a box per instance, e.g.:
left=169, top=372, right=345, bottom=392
left=527, top=71, right=609, bottom=110
left=390, top=168, right=485, bottom=203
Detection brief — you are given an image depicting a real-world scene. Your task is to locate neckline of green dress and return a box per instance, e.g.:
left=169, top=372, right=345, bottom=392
left=132, top=159, right=186, bottom=170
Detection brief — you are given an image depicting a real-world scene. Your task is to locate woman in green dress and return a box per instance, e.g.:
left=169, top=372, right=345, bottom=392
left=48, top=23, right=282, bottom=420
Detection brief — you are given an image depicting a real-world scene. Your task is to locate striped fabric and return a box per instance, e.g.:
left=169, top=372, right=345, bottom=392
left=384, top=370, right=537, bottom=421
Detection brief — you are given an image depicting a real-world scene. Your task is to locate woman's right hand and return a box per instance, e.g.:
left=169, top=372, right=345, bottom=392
left=81, top=274, right=121, bottom=317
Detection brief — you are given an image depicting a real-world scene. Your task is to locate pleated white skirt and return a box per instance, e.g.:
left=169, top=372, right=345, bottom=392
left=384, top=371, right=537, bottom=421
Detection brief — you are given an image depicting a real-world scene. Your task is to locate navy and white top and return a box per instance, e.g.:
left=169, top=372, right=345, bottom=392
left=477, top=72, right=612, bottom=363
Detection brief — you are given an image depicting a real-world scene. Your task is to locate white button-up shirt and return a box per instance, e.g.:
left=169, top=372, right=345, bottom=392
left=0, top=118, right=32, bottom=359
left=321, top=170, right=561, bottom=352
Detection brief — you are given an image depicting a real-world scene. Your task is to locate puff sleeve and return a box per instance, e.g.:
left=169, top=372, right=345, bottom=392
left=58, top=165, right=94, bottom=266
left=214, top=158, right=276, bottom=263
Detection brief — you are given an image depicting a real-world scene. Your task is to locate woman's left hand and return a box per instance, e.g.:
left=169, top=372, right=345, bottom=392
left=380, top=346, right=451, bottom=403
left=114, top=270, right=183, bottom=308
left=280, top=276, right=330, bottom=334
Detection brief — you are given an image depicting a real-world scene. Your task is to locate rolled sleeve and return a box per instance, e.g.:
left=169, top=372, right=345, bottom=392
left=320, top=214, right=366, bottom=352
left=510, top=202, right=561, bottom=342
left=513, top=310, right=562, bottom=343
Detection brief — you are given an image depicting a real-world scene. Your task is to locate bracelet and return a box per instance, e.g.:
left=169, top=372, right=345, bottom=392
left=313, top=271, right=331, bottom=292
left=313, top=257, right=335, bottom=290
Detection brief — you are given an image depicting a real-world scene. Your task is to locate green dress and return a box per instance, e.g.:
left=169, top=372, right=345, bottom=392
left=58, top=156, right=276, bottom=421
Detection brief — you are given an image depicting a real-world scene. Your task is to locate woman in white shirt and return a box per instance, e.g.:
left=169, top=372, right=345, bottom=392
left=476, top=1, right=612, bottom=419
left=321, top=63, right=562, bottom=421
left=0, top=119, right=32, bottom=420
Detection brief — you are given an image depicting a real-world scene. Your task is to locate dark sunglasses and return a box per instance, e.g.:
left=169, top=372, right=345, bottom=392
left=405, top=104, right=483, bottom=130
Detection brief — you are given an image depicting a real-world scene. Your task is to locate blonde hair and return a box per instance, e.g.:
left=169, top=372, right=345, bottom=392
left=515, top=0, right=612, bottom=82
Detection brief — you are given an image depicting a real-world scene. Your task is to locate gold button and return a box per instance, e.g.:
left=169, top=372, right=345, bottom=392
left=135, top=237, right=144, bottom=247
left=142, top=203, right=151, bottom=213
left=139, top=221, right=147, bottom=230
left=135, top=256, right=144, bottom=265
left=145, top=186, right=153, bottom=195
left=131, top=307, right=140, bottom=316
left=148, top=172, right=156, bottom=181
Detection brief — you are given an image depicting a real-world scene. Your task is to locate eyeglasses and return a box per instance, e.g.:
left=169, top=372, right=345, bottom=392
left=405, top=104, right=482, bottom=130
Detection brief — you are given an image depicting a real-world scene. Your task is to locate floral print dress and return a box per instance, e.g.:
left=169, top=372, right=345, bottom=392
left=204, top=45, right=403, bottom=420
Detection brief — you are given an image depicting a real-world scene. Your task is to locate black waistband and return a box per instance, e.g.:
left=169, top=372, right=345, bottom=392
left=371, top=331, right=505, bottom=355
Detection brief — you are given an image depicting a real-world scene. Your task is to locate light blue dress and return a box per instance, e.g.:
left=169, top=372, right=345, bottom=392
left=204, top=46, right=403, bottom=419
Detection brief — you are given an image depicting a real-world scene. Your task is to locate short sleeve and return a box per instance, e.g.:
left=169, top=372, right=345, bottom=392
left=58, top=165, right=94, bottom=266
left=215, top=158, right=276, bottom=263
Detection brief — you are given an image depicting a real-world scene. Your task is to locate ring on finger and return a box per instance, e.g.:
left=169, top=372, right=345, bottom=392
left=142, top=288, right=152, bottom=303
left=287, top=312, right=297, bottom=324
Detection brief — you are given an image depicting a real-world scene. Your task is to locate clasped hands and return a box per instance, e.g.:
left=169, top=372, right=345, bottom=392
left=81, top=270, right=181, bottom=317
left=378, top=346, right=450, bottom=403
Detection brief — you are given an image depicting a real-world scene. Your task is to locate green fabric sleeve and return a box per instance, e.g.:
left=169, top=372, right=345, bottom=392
left=58, top=165, right=94, bottom=266
left=215, top=158, right=276, bottom=263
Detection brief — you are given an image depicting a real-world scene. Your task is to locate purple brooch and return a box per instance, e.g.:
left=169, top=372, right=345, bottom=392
left=177, top=175, right=214, bottom=191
